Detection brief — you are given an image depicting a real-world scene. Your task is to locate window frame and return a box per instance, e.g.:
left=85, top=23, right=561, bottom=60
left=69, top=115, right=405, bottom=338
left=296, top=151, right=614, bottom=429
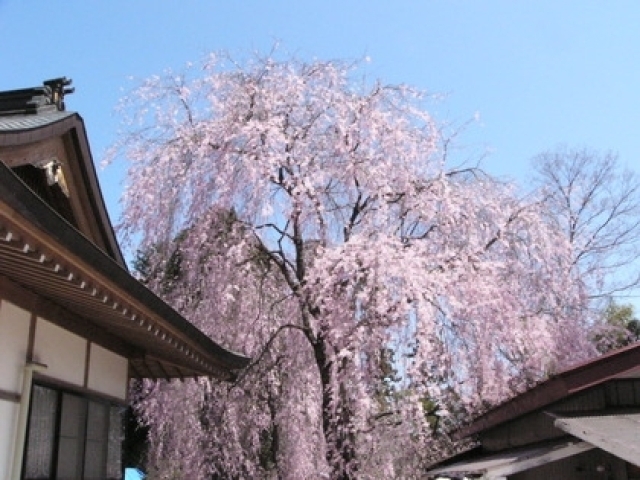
left=22, top=379, right=125, bottom=480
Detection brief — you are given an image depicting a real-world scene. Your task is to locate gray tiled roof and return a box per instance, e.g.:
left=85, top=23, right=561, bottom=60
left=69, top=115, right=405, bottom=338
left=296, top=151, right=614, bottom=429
left=0, top=110, right=75, bottom=132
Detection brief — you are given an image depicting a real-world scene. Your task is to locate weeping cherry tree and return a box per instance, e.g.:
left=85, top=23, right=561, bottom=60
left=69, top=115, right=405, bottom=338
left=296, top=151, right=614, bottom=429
left=111, top=54, right=596, bottom=478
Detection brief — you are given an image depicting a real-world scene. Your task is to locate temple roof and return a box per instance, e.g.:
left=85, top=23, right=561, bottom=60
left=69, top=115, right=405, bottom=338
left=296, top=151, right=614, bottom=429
left=0, top=79, right=250, bottom=379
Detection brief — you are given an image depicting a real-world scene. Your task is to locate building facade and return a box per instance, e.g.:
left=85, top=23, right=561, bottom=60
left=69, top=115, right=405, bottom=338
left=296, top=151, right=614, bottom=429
left=0, top=79, right=249, bottom=480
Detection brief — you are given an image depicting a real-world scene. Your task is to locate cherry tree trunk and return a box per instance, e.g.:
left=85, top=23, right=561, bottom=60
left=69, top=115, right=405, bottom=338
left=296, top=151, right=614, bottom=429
left=314, top=334, right=358, bottom=479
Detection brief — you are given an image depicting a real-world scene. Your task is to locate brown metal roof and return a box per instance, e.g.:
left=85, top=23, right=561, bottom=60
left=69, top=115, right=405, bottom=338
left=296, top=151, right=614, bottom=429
left=460, top=343, right=640, bottom=438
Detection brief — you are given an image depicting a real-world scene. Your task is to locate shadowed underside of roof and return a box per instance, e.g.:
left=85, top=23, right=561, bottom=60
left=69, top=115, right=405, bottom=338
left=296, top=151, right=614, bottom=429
left=427, top=439, right=594, bottom=478
left=0, top=160, right=249, bottom=380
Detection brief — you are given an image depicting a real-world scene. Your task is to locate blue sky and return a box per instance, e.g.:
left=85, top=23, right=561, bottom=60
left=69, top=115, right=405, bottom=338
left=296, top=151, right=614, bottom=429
left=2, top=1, right=640, bottom=238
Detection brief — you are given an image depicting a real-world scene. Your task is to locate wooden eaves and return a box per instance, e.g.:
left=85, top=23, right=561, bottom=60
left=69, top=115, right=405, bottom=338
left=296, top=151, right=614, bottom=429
left=0, top=84, right=250, bottom=381
left=0, top=160, right=249, bottom=380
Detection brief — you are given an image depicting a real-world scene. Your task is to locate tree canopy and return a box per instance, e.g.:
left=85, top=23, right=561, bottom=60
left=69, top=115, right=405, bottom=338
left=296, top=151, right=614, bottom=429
left=532, top=146, right=640, bottom=304
left=112, top=54, right=597, bottom=478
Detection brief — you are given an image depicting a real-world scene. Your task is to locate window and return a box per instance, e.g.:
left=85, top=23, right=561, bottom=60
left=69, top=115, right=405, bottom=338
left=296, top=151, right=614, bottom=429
left=23, top=384, right=123, bottom=480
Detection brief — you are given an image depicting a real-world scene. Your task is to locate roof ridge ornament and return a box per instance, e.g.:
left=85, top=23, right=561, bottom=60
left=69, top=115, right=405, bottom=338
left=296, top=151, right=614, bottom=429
left=43, top=77, right=74, bottom=111
left=0, top=77, right=74, bottom=115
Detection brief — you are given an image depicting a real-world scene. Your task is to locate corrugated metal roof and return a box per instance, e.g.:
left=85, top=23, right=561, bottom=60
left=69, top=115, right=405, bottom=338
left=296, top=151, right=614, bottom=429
left=0, top=110, right=75, bottom=132
left=426, top=439, right=594, bottom=479
left=554, top=413, right=640, bottom=467
left=461, top=342, right=640, bottom=437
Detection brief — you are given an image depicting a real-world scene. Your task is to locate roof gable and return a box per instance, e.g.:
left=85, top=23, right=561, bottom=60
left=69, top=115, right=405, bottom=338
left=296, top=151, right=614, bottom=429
left=0, top=78, right=124, bottom=266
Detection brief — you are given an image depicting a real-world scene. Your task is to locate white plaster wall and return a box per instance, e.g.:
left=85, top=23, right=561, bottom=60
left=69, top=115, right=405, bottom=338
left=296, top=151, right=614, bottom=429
left=0, top=300, right=30, bottom=392
left=33, top=318, right=86, bottom=387
left=0, top=401, right=20, bottom=480
left=0, top=300, right=30, bottom=480
left=87, top=343, right=129, bottom=401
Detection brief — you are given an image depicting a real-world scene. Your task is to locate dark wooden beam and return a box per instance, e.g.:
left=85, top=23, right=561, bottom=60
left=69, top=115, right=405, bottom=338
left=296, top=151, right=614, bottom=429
left=0, top=274, right=137, bottom=359
left=0, top=388, right=20, bottom=403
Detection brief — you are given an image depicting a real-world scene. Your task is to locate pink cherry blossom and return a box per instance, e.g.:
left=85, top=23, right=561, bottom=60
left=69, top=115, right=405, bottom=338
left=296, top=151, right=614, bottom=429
left=112, top=54, right=595, bottom=478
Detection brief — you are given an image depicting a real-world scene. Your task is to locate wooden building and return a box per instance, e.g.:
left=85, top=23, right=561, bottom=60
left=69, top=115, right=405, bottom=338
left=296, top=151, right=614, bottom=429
left=427, top=343, right=640, bottom=479
left=0, top=79, right=250, bottom=480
